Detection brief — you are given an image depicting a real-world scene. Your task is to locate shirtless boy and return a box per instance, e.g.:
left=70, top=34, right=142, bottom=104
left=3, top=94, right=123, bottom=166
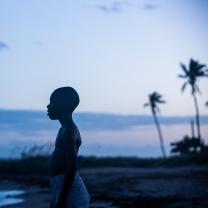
left=47, top=87, right=90, bottom=208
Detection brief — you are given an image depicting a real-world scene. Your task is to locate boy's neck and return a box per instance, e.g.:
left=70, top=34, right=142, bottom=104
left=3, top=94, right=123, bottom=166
left=59, top=113, right=73, bottom=127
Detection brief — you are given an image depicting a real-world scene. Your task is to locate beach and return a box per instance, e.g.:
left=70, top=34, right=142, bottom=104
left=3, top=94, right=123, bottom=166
left=0, top=166, right=208, bottom=208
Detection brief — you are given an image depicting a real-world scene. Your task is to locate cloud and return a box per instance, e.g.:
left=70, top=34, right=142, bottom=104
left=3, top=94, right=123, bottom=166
left=96, top=1, right=131, bottom=13
left=142, top=3, right=157, bottom=11
left=0, top=41, right=9, bottom=51
left=94, top=0, right=157, bottom=13
left=0, top=109, right=208, bottom=136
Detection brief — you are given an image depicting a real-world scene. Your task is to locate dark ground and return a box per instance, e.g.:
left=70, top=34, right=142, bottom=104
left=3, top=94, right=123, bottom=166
left=0, top=166, right=208, bottom=208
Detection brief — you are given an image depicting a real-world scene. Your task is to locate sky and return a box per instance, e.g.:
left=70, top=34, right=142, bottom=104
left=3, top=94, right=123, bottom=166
left=0, top=0, right=208, bottom=116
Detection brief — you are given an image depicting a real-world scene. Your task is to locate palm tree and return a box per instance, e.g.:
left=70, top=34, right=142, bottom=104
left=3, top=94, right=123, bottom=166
left=179, top=58, right=208, bottom=140
left=144, top=92, right=167, bottom=158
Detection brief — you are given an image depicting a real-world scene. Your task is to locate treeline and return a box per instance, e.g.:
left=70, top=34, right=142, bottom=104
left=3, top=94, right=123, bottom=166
left=0, top=154, right=208, bottom=176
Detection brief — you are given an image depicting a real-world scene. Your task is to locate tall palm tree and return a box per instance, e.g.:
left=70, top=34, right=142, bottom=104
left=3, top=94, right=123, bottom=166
left=144, top=92, right=167, bottom=158
left=179, top=58, right=208, bottom=140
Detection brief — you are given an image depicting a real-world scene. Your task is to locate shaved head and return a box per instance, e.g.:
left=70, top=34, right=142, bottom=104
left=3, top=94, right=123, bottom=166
left=51, top=87, right=80, bottom=113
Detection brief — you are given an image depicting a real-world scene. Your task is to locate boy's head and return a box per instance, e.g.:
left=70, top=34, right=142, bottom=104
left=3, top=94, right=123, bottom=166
left=47, top=87, right=79, bottom=120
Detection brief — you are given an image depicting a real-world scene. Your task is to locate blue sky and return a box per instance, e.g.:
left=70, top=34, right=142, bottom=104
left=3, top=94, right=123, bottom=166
left=0, top=0, right=208, bottom=115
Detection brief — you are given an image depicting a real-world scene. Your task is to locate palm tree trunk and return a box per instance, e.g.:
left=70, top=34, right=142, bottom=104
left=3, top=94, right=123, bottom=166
left=190, top=120, right=195, bottom=138
left=193, top=94, right=201, bottom=139
left=153, top=112, right=167, bottom=158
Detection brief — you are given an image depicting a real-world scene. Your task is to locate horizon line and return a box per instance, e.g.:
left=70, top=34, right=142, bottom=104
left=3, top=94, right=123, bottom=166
left=0, top=108, right=208, bottom=118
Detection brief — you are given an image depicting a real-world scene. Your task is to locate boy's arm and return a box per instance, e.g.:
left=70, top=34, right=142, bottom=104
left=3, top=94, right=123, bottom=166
left=55, top=125, right=78, bottom=208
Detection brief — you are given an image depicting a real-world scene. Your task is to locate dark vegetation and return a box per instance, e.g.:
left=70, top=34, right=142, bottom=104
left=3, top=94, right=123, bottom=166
left=0, top=152, right=208, bottom=176
left=171, top=136, right=204, bottom=154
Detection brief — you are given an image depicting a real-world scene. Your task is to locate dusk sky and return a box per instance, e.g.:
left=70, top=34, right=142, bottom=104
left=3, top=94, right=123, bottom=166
left=1, top=0, right=208, bottom=116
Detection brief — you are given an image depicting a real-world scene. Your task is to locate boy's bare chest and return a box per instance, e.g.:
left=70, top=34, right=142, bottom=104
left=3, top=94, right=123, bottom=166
left=55, top=128, right=66, bottom=148
left=54, top=126, right=81, bottom=151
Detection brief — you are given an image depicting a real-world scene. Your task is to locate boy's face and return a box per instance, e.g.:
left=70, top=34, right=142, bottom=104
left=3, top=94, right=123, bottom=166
left=47, top=93, right=65, bottom=120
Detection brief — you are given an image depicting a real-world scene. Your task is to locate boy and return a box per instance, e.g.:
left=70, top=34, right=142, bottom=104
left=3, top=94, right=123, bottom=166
left=47, top=87, right=90, bottom=208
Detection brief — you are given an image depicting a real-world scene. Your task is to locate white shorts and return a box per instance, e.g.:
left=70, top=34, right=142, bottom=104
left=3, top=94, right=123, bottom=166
left=49, top=172, right=90, bottom=208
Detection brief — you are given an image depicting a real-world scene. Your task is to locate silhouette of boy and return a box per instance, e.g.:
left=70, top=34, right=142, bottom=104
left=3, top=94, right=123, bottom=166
left=47, top=87, right=90, bottom=208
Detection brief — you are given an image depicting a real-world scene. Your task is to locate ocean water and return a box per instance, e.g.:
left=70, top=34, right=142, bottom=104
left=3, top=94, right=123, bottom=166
left=79, top=123, right=208, bottom=157
left=0, top=123, right=207, bottom=158
left=0, top=190, right=24, bottom=207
